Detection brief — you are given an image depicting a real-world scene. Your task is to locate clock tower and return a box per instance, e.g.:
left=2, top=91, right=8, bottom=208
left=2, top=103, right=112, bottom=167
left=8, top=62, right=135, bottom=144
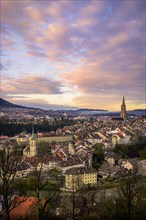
left=29, top=124, right=37, bottom=157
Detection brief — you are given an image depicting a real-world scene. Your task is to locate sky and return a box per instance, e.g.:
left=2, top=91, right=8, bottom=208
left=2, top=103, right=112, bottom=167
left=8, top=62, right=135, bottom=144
left=1, top=0, right=146, bottom=111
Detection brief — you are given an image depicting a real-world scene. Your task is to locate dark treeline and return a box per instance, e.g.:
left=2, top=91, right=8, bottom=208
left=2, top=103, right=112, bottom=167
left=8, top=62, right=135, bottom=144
left=92, top=143, right=104, bottom=169
left=0, top=118, right=76, bottom=136
left=114, top=140, right=146, bottom=159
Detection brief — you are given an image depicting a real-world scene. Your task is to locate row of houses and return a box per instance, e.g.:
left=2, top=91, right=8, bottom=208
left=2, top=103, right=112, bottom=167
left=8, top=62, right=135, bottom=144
left=15, top=118, right=145, bottom=147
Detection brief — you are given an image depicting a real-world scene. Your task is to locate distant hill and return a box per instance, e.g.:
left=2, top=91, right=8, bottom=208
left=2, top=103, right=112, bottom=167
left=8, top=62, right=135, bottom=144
left=127, top=109, right=146, bottom=116
left=0, top=98, right=26, bottom=108
left=75, top=108, right=107, bottom=112
left=0, top=98, right=145, bottom=116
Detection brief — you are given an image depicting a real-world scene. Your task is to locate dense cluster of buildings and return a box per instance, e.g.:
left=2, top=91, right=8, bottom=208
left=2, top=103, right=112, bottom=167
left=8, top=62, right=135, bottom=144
left=0, top=97, right=146, bottom=219
left=1, top=98, right=145, bottom=190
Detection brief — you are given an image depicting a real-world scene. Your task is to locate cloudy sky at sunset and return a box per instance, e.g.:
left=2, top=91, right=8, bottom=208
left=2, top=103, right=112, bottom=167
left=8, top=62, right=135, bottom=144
left=1, top=0, right=145, bottom=110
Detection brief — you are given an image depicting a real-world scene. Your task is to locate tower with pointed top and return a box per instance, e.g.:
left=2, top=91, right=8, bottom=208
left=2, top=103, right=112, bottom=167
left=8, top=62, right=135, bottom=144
left=29, top=124, right=37, bottom=157
left=120, top=96, right=127, bottom=120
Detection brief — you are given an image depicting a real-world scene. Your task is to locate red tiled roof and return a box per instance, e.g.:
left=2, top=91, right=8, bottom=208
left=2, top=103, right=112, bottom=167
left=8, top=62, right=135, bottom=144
left=9, top=197, right=37, bottom=220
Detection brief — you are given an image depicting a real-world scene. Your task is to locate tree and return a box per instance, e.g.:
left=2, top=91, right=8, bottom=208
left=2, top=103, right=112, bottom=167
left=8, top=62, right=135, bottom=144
left=118, top=174, right=139, bottom=220
left=78, top=186, right=97, bottom=217
left=0, top=144, right=22, bottom=220
left=37, top=141, right=51, bottom=156
left=139, top=147, right=146, bottom=159
left=30, top=160, right=60, bottom=219
left=92, top=145, right=104, bottom=169
left=59, top=175, right=81, bottom=220
left=14, top=179, right=28, bottom=196
left=47, top=168, right=63, bottom=188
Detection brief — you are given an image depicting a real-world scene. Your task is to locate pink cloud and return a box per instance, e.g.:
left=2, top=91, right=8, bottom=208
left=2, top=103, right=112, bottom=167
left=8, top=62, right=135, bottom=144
left=44, top=22, right=68, bottom=43
left=44, top=1, right=63, bottom=18
left=1, top=74, right=63, bottom=96
left=1, top=0, right=145, bottom=110
left=74, top=18, right=97, bottom=28
left=24, top=6, right=44, bottom=22
left=106, top=33, right=130, bottom=48
left=80, top=1, right=105, bottom=16
left=60, top=45, right=145, bottom=97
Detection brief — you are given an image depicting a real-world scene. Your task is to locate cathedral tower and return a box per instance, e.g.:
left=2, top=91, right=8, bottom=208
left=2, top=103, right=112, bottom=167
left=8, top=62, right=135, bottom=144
left=120, top=96, right=127, bottom=120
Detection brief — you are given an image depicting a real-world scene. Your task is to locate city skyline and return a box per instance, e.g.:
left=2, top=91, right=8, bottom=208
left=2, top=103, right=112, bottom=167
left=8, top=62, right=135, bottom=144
left=1, top=0, right=145, bottom=111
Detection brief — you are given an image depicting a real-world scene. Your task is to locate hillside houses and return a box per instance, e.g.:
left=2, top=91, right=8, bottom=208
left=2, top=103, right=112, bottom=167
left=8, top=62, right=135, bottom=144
left=0, top=117, right=145, bottom=191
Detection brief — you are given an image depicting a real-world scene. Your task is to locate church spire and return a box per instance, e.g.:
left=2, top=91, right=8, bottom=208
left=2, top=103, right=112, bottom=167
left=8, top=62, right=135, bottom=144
left=121, top=96, right=127, bottom=120
left=31, top=123, right=35, bottom=140
left=122, top=96, right=125, bottom=105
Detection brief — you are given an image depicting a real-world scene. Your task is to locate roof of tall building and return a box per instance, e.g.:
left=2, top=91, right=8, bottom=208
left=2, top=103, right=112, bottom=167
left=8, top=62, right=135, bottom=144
left=65, top=167, right=97, bottom=175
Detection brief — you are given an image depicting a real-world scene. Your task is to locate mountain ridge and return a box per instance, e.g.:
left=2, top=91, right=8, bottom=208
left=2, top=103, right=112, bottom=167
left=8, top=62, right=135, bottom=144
left=0, top=98, right=41, bottom=110
left=0, top=98, right=145, bottom=114
left=0, top=98, right=26, bottom=108
left=0, top=98, right=108, bottom=112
